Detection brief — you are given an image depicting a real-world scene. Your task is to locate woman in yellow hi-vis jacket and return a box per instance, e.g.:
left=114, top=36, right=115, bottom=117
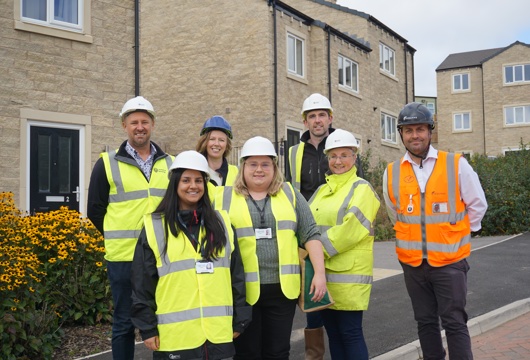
left=309, top=129, right=380, bottom=360
left=215, top=136, right=327, bottom=360
left=131, top=150, right=251, bottom=360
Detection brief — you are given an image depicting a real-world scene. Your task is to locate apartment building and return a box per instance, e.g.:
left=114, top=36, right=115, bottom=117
left=436, top=41, right=530, bottom=157
left=1, top=0, right=414, bottom=214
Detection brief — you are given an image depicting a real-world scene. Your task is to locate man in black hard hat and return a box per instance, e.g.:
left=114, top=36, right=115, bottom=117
left=382, top=102, right=487, bottom=360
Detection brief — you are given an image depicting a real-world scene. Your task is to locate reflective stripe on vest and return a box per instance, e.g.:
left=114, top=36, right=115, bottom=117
left=102, top=151, right=172, bottom=261
left=289, top=143, right=304, bottom=190
left=143, top=211, right=234, bottom=351
left=312, top=180, right=375, bottom=258
left=309, top=171, right=378, bottom=310
left=216, top=183, right=300, bottom=305
left=388, top=151, right=471, bottom=267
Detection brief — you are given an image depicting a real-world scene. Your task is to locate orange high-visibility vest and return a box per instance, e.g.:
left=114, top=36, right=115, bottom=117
left=387, top=151, right=471, bottom=267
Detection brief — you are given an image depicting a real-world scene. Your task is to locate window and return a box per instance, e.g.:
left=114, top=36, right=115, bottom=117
left=453, top=73, right=469, bottom=91
left=453, top=112, right=471, bottom=131
left=21, top=0, right=82, bottom=31
left=287, top=33, right=304, bottom=77
left=505, top=105, right=530, bottom=125
left=381, top=113, right=397, bottom=143
left=338, top=55, right=358, bottom=92
left=379, top=43, right=395, bottom=76
left=426, top=102, right=435, bottom=115
left=504, top=64, right=530, bottom=84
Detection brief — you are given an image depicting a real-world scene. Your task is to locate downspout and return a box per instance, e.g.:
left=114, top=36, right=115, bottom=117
left=327, top=26, right=332, bottom=104
left=270, top=0, right=279, bottom=153
left=404, top=46, right=409, bottom=102
left=481, top=67, right=486, bottom=154
left=134, top=0, right=140, bottom=96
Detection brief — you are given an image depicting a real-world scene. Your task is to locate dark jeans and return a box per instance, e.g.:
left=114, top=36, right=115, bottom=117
left=306, top=310, right=324, bottom=329
left=321, top=309, right=368, bottom=360
left=234, top=283, right=297, bottom=360
left=401, top=259, right=473, bottom=360
left=107, top=261, right=136, bottom=360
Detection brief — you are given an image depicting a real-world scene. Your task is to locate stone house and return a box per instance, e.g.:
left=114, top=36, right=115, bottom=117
left=436, top=41, right=530, bottom=157
left=1, top=0, right=415, bottom=214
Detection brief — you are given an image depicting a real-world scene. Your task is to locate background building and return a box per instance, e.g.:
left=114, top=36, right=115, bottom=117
left=2, top=0, right=415, bottom=214
left=436, top=41, right=530, bottom=157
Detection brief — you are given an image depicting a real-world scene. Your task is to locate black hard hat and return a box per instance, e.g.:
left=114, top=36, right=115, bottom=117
left=397, top=102, right=434, bottom=130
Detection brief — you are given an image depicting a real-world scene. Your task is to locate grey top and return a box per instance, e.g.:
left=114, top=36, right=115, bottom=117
left=246, top=188, right=321, bottom=284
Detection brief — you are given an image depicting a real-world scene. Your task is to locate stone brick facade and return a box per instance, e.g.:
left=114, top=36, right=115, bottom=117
left=1, top=0, right=137, bottom=212
left=2, top=0, right=414, bottom=213
left=437, top=42, right=530, bottom=156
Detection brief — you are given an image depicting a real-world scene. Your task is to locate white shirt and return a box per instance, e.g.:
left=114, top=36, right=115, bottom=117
left=383, top=146, right=488, bottom=231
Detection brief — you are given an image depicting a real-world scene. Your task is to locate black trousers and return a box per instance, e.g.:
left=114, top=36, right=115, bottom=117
left=234, top=283, right=297, bottom=360
left=401, top=259, right=473, bottom=360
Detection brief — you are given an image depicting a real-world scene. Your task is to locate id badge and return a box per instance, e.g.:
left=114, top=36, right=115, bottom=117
left=255, top=227, right=272, bottom=239
left=432, top=202, right=448, bottom=213
left=196, top=261, right=214, bottom=274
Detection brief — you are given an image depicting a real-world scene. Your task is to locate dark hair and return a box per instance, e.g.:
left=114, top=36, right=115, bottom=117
left=153, top=168, right=227, bottom=260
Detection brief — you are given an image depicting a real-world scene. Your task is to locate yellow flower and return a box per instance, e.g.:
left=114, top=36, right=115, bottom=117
left=49, top=258, right=57, bottom=263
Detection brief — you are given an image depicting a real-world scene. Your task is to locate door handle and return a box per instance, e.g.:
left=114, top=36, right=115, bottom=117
left=72, top=186, right=80, bottom=202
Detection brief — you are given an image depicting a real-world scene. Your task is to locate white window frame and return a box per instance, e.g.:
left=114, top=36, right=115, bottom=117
left=504, top=105, right=530, bottom=126
left=14, top=0, right=92, bottom=43
left=338, top=54, right=359, bottom=93
left=287, top=32, right=305, bottom=78
left=379, top=43, right=395, bottom=76
left=381, top=112, right=397, bottom=144
left=504, top=64, right=530, bottom=84
left=426, top=102, right=435, bottom=115
left=453, top=112, right=471, bottom=132
left=21, top=0, right=83, bottom=31
left=452, top=73, right=470, bottom=92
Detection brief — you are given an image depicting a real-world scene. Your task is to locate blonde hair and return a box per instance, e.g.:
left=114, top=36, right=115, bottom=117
left=233, top=157, right=284, bottom=197
left=195, top=131, right=232, bottom=159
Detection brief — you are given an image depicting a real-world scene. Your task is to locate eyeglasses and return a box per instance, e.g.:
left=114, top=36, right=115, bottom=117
left=327, top=155, right=354, bottom=162
left=245, top=162, right=273, bottom=171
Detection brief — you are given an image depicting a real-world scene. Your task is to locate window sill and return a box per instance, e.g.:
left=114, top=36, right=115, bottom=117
left=338, top=85, right=362, bottom=100
left=379, top=69, right=398, bottom=82
left=15, top=20, right=93, bottom=43
left=286, top=72, right=308, bottom=85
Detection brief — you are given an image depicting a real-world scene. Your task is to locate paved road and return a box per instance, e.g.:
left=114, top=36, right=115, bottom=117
left=81, top=233, right=530, bottom=359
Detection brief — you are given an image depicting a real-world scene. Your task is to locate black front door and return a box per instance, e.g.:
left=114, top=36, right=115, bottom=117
left=30, top=126, right=80, bottom=213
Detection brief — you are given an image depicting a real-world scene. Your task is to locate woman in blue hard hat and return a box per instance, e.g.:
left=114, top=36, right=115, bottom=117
left=130, top=150, right=251, bottom=359
left=196, top=115, right=238, bottom=186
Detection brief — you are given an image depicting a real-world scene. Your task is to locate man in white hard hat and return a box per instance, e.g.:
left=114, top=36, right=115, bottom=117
left=289, top=93, right=365, bottom=359
left=88, top=96, right=174, bottom=360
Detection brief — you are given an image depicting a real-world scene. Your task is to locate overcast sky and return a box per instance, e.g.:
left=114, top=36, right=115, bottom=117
left=337, top=0, right=530, bottom=96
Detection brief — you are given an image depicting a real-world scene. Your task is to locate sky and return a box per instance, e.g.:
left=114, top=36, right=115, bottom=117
left=337, top=0, right=530, bottom=96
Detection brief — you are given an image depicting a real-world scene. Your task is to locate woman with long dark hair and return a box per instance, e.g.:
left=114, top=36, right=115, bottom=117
left=131, top=150, right=251, bottom=360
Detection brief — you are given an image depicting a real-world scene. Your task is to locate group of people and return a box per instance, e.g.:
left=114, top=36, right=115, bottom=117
left=87, top=93, right=487, bottom=360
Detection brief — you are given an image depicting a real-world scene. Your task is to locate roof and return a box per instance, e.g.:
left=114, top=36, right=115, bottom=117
left=435, top=41, right=530, bottom=72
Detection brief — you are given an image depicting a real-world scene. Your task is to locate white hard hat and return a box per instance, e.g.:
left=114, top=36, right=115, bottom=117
left=301, top=93, right=333, bottom=117
left=240, top=136, right=277, bottom=161
left=120, top=96, right=156, bottom=121
left=324, top=129, right=359, bottom=154
left=169, top=150, right=210, bottom=179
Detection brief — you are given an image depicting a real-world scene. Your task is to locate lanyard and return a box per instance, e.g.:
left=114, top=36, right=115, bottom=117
left=249, top=195, right=270, bottom=226
left=177, top=213, right=207, bottom=258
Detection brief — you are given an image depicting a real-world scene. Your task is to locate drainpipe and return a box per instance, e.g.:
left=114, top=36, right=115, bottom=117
left=404, top=46, right=409, bottom=102
left=327, top=26, right=332, bottom=104
left=481, top=67, right=486, bottom=154
left=134, top=0, right=140, bottom=96
left=270, top=0, right=279, bottom=152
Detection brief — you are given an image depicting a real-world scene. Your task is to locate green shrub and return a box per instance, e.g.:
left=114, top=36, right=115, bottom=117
left=470, top=142, right=529, bottom=235
left=0, top=192, right=112, bottom=360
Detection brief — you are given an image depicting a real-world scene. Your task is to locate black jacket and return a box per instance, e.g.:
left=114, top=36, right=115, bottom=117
left=289, top=129, right=364, bottom=201
left=130, top=209, right=251, bottom=360
left=87, top=140, right=170, bottom=235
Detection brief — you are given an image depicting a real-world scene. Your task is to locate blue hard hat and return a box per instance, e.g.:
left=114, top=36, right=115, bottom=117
left=200, top=115, right=233, bottom=139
